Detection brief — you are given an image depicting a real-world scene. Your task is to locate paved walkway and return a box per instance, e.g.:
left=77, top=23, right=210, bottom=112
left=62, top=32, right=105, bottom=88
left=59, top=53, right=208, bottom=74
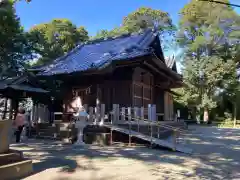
left=10, top=126, right=240, bottom=180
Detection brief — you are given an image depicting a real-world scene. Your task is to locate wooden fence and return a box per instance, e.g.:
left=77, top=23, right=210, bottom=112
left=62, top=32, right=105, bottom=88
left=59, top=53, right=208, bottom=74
left=53, top=104, right=162, bottom=124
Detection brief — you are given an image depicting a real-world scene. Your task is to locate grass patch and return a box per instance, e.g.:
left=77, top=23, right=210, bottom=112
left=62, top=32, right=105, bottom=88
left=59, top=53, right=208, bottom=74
left=216, top=119, right=240, bottom=128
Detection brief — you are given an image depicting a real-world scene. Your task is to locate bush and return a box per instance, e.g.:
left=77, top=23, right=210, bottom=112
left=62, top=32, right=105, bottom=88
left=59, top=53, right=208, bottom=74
left=217, top=118, right=240, bottom=128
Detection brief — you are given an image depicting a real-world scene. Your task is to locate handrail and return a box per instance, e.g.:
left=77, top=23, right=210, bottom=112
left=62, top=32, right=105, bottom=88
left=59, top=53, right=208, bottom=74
left=120, top=112, right=187, bottom=134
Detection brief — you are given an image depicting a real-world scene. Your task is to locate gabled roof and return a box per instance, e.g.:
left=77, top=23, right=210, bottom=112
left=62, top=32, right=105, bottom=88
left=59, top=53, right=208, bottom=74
left=0, top=75, right=48, bottom=94
left=36, top=29, right=160, bottom=76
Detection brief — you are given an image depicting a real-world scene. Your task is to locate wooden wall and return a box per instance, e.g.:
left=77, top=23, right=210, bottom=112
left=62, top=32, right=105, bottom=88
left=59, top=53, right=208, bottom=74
left=154, top=87, right=165, bottom=121
left=54, top=65, right=175, bottom=122
left=164, top=92, right=174, bottom=121
left=61, top=85, right=96, bottom=113
left=132, top=67, right=154, bottom=107
left=99, top=80, right=132, bottom=111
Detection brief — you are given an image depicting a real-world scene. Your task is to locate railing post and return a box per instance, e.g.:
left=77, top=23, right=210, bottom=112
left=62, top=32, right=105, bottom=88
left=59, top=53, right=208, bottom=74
left=128, top=107, right=132, bottom=146
left=121, top=107, right=125, bottom=122
left=148, top=104, right=153, bottom=147
left=100, top=104, right=105, bottom=125
left=134, top=107, right=139, bottom=132
left=83, top=104, right=88, bottom=112
left=89, top=107, right=94, bottom=123
left=152, top=104, right=156, bottom=122
left=152, top=104, right=157, bottom=139
left=112, top=104, right=117, bottom=125
left=140, top=107, right=144, bottom=121
left=94, top=107, right=98, bottom=125
left=116, top=104, right=120, bottom=124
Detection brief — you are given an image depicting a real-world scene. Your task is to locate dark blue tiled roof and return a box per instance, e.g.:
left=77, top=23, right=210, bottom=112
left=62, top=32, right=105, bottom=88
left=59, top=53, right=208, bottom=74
left=37, top=29, right=159, bottom=76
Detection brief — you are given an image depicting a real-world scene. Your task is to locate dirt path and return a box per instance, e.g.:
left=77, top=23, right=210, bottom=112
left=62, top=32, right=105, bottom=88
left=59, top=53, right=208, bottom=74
left=10, top=126, right=240, bottom=180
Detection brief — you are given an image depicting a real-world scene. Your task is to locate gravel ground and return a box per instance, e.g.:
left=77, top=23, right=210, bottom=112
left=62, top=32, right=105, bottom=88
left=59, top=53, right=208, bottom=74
left=10, top=125, right=240, bottom=180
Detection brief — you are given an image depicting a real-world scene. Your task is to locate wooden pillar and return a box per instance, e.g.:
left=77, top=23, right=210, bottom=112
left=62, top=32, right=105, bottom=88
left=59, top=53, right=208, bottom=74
left=152, top=104, right=156, bottom=122
left=140, top=107, right=144, bottom=121
left=164, top=92, right=169, bottom=121
left=89, top=107, right=94, bottom=123
left=134, top=107, right=139, bottom=132
left=13, top=98, right=19, bottom=120
left=116, top=104, right=119, bottom=124
left=2, top=98, right=8, bottom=120
left=148, top=104, right=153, bottom=147
left=120, top=107, right=125, bottom=122
left=112, top=104, right=117, bottom=124
left=9, top=99, right=13, bottom=120
left=94, top=107, right=99, bottom=124
left=96, top=84, right=101, bottom=105
left=100, top=104, right=105, bottom=124
left=127, top=107, right=132, bottom=146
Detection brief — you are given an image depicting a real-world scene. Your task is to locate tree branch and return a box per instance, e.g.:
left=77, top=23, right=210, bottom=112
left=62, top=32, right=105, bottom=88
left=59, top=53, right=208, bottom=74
left=198, top=0, right=240, bottom=8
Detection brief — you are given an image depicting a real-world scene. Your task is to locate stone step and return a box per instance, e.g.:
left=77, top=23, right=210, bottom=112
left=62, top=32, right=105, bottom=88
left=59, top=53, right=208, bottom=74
left=0, top=159, right=32, bottom=180
left=35, top=135, right=59, bottom=141
left=38, top=130, right=56, bottom=137
left=36, top=123, right=52, bottom=129
left=0, top=153, right=22, bottom=166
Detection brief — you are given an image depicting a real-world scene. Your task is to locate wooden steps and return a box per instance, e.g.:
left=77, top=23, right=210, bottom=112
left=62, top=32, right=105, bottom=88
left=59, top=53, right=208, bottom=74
left=35, top=122, right=77, bottom=142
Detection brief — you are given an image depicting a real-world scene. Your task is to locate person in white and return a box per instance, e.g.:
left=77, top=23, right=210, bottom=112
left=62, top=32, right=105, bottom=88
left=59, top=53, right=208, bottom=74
left=71, top=93, right=88, bottom=145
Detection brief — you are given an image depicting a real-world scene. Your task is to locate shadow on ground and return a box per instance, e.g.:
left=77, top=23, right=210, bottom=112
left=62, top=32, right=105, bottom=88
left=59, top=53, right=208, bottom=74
left=10, top=125, right=240, bottom=180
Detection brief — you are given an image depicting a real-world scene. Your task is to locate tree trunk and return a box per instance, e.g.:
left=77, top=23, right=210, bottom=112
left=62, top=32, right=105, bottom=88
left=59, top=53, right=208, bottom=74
left=203, top=108, right=209, bottom=124
left=233, top=102, right=237, bottom=128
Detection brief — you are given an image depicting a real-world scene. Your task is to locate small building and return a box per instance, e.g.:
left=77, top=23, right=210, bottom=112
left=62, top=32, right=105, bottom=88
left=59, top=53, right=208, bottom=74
left=0, top=73, right=49, bottom=120
left=34, top=29, right=182, bottom=122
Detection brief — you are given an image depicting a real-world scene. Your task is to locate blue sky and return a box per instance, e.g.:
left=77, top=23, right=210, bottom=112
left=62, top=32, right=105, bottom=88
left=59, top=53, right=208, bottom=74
left=16, top=0, right=188, bottom=35
left=16, top=0, right=240, bottom=36
left=16, top=0, right=240, bottom=71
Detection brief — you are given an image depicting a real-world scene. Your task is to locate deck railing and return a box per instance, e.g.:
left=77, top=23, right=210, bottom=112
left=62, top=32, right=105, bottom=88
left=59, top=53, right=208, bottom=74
left=52, top=104, right=186, bottom=150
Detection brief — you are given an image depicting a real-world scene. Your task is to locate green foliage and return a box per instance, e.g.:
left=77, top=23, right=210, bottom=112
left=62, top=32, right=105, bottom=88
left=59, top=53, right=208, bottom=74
left=122, top=7, right=175, bottom=34
left=92, top=27, right=128, bottom=40
left=93, top=7, right=176, bottom=49
left=176, top=0, right=240, bottom=117
left=28, top=19, right=89, bottom=66
left=0, top=0, right=30, bottom=77
left=217, top=119, right=240, bottom=128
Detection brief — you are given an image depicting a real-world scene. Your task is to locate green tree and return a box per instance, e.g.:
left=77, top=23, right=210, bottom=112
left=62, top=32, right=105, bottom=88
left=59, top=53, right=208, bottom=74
left=28, top=19, right=89, bottom=66
left=92, top=27, right=129, bottom=40
left=176, top=0, right=240, bottom=121
left=93, top=7, right=176, bottom=49
left=122, top=7, right=175, bottom=35
left=0, top=0, right=30, bottom=77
